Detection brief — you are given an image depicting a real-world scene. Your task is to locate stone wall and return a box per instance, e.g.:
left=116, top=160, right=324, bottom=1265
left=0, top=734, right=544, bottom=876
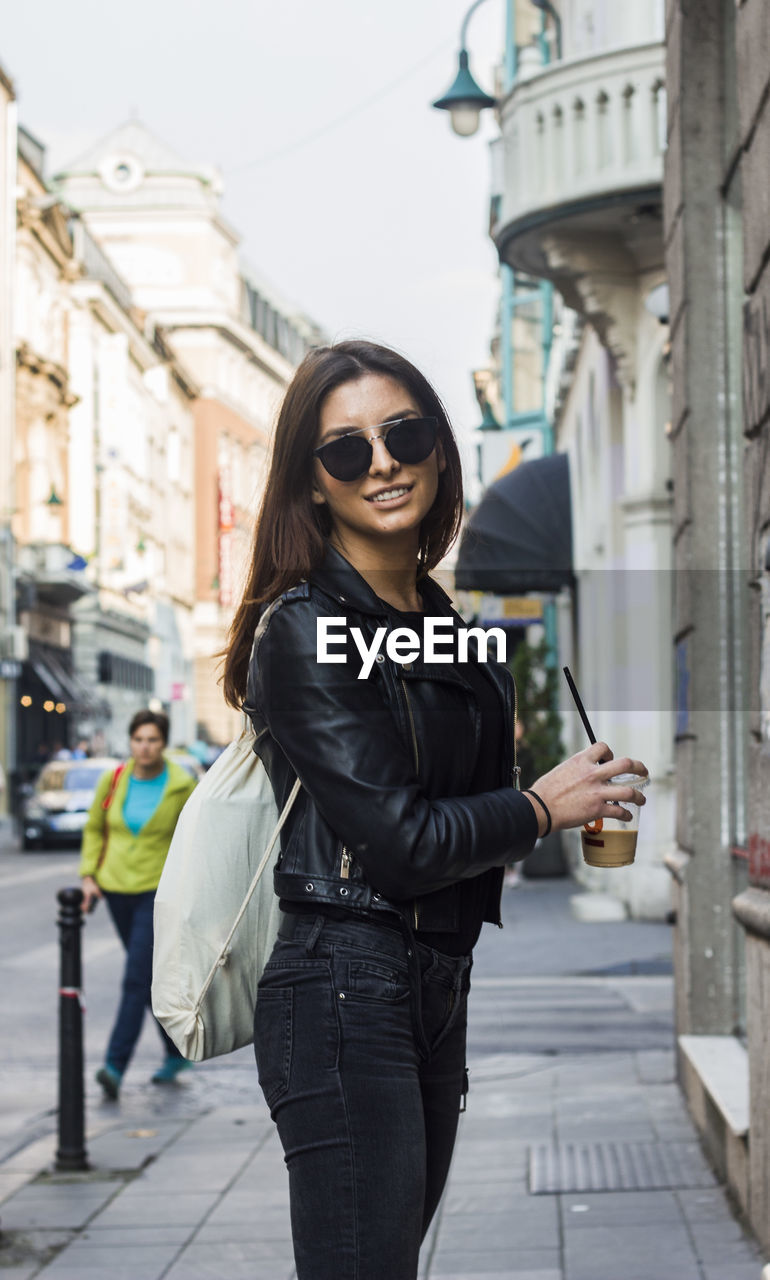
left=734, top=0, right=770, bottom=1254
left=663, top=0, right=744, bottom=1036
left=665, top=0, right=770, bottom=1253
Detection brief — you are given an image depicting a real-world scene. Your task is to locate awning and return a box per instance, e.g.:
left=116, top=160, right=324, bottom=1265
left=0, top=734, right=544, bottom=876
left=27, top=643, right=108, bottom=716
left=455, top=452, right=574, bottom=595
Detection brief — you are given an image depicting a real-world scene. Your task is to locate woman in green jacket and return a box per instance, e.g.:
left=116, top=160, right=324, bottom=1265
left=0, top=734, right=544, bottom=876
left=79, top=710, right=197, bottom=1099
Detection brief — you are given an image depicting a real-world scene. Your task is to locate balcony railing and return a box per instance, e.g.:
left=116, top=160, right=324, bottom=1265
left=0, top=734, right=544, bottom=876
left=494, top=41, right=665, bottom=244
left=17, top=541, right=93, bottom=605
left=69, top=217, right=135, bottom=314
left=18, top=125, right=46, bottom=182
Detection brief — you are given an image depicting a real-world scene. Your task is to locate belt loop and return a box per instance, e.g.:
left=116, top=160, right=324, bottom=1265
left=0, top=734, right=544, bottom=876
left=305, top=915, right=325, bottom=954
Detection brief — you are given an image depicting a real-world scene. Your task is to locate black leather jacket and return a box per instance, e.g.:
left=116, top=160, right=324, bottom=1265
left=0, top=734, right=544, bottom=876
left=245, top=545, right=539, bottom=935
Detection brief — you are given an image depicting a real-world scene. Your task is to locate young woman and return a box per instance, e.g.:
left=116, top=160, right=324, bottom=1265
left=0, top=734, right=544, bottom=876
left=80, top=710, right=197, bottom=1098
left=223, top=340, right=647, bottom=1280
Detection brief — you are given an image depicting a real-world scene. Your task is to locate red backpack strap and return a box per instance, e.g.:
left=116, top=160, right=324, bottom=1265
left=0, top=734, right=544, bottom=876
left=101, top=763, right=127, bottom=811
left=96, top=763, right=127, bottom=871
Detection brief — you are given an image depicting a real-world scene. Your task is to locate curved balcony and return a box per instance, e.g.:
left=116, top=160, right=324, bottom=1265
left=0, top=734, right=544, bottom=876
left=492, top=41, right=666, bottom=299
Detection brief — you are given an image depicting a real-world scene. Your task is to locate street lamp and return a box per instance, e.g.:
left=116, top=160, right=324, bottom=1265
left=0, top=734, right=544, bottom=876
left=530, top=0, right=562, bottom=59
left=432, top=0, right=497, bottom=137
left=434, top=0, right=561, bottom=680
left=433, top=0, right=564, bottom=137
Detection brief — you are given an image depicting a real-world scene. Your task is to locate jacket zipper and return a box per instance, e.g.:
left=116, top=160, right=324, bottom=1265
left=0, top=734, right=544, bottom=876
left=503, top=670, right=522, bottom=925
left=340, top=846, right=352, bottom=879
left=401, top=679, right=419, bottom=775
left=400, top=678, right=421, bottom=928
left=512, top=670, right=521, bottom=790
left=496, top=667, right=517, bottom=927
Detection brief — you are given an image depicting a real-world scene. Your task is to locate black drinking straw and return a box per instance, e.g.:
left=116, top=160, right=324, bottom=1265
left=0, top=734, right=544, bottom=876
left=563, top=667, right=597, bottom=745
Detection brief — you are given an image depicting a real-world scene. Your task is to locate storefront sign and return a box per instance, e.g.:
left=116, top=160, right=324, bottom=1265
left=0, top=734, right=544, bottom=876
left=478, top=595, right=544, bottom=626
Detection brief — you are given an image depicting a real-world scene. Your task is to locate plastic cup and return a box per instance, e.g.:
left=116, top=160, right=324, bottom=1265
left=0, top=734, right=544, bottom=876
left=581, top=773, right=649, bottom=868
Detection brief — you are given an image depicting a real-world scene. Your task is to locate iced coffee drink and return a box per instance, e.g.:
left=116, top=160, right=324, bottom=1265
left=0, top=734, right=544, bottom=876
left=581, top=773, right=649, bottom=868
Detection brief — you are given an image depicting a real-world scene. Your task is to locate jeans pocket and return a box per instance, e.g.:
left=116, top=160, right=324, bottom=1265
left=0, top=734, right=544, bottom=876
left=254, top=988, right=293, bottom=1109
left=346, top=959, right=410, bottom=1003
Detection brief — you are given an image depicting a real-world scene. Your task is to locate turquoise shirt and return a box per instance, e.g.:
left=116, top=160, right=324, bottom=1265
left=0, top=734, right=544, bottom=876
left=122, top=767, right=169, bottom=836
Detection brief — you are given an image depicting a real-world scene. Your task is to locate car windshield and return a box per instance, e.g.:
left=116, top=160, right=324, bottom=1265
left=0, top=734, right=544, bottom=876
left=38, top=764, right=105, bottom=792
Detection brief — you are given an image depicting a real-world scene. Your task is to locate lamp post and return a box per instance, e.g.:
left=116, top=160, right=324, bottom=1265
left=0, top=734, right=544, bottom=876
left=530, top=0, right=562, bottom=59
left=433, top=0, right=561, bottom=671
left=432, top=0, right=560, bottom=452
left=431, top=0, right=497, bottom=137
left=433, top=0, right=562, bottom=134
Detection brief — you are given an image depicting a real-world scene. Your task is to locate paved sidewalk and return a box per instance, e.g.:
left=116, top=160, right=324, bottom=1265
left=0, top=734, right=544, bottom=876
left=0, top=880, right=766, bottom=1279
left=0, top=819, right=19, bottom=855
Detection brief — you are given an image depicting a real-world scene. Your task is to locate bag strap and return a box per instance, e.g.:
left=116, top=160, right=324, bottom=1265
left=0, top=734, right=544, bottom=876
left=96, top=763, right=127, bottom=871
left=193, top=775, right=302, bottom=1016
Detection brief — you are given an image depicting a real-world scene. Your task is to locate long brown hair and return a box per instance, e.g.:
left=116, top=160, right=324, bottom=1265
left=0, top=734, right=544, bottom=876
left=222, top=339, right=464, bottom=707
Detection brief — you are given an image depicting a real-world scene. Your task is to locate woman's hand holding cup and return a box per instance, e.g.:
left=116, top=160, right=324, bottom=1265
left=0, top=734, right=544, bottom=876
left=526, top=742, right=648, bottom=836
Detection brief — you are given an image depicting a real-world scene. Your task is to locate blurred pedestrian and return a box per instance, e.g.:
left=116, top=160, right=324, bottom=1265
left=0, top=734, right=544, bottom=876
left=79, top=709, right=196, bottom=1098
left=222, top=339, right=648, bottom=1280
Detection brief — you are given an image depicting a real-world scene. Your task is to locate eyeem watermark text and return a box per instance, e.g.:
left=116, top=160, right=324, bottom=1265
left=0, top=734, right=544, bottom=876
left=317, top=617, right=507, bottom=679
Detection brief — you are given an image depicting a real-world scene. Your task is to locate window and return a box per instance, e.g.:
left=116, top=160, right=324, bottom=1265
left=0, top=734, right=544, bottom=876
left=98, top=651, right=154, bottom=692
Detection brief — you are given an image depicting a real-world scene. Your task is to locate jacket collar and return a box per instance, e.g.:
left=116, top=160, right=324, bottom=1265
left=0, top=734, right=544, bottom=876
left=309, top=543, right=454, bottom=617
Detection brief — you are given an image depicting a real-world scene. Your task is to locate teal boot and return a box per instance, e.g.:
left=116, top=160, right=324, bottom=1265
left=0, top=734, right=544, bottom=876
left=151, top=1057, right=193, bottom=1084
left=95, top=1062, right=122, bottom=1100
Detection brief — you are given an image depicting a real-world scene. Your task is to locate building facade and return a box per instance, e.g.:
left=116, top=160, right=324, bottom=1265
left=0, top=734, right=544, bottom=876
left=13, top=127, right=98, bottom=767
left=663, top=0, right=770, bottom=1250
left=54, top=122, right=324, bottom=745
left=13, top=130, right=199, bottom=764
left=0, top=64, right=16, bottom=826
left=64, top=222, right=199, bottom=756
left=485, top=0, right=672, bottom=917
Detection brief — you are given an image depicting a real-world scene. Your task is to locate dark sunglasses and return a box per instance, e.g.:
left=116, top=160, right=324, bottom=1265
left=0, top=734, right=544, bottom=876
left=313, top=416, right=438, bottom=482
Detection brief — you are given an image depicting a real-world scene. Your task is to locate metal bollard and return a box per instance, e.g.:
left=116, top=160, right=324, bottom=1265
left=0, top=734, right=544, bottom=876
left=55, top=887, right=89, bottom=1171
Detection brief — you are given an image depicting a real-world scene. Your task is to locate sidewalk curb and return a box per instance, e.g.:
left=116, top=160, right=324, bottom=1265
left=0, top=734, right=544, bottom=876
left=0, top=1110, right=201, bottom=1209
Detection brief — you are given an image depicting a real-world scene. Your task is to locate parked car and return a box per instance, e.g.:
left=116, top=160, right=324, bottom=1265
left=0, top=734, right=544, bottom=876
left=21, top=757, right=121, bottom=851
left=165, top=749, right=205, bottom=781
left=186, top=739, right=226, bottom=770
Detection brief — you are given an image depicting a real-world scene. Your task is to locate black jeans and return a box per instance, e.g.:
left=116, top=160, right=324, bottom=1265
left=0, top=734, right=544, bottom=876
left=254, top=913, right=472, bottom=1280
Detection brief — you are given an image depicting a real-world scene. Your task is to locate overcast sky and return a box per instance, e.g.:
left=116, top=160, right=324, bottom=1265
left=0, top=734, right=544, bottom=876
left=2, top=0, right=507, bottom=435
